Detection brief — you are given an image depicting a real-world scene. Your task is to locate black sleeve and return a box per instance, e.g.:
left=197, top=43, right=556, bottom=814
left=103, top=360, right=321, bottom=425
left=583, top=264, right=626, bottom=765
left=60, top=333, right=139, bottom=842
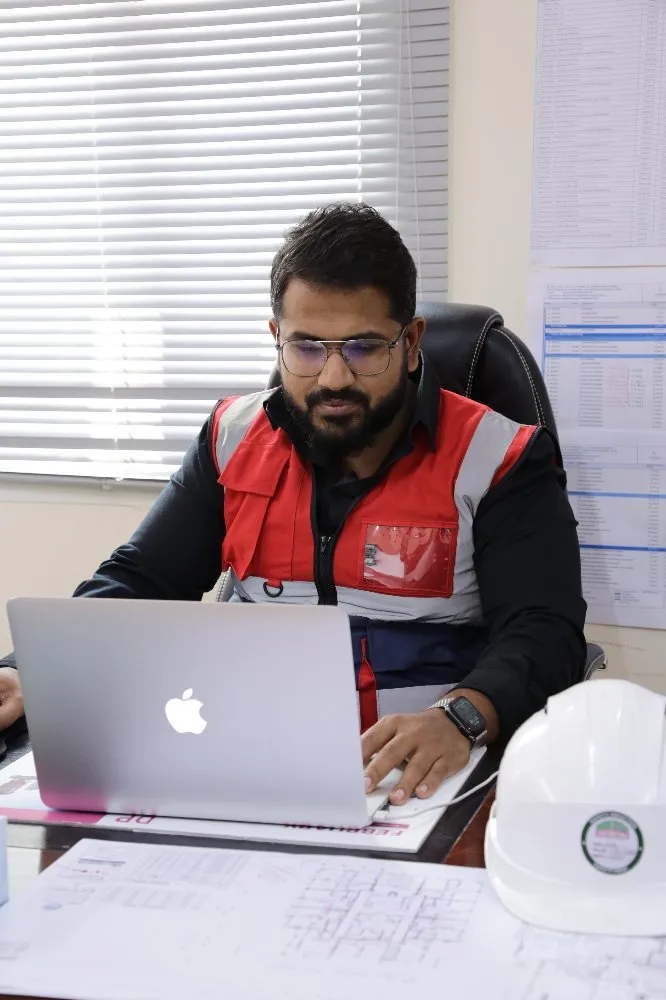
left=0, top=411, right=225, bottom=670
left=74, top=412, right=225, bottom=600
left=460, top=428, right=587, bottom=738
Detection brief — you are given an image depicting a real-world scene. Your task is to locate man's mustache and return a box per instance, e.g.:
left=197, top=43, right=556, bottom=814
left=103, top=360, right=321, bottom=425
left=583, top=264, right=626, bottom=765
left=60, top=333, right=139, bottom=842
left=305, top=387, right=369, bottom=410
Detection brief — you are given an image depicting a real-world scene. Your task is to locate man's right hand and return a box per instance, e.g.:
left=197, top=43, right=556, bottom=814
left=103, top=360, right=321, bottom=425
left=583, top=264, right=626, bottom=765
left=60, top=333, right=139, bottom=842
left=0, top=667, right=24, bottom=730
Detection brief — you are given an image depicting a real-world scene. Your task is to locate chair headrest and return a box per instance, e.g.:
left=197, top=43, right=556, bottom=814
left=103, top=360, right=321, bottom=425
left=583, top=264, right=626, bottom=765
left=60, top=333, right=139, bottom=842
left=419, top=302, right=557, bottom=436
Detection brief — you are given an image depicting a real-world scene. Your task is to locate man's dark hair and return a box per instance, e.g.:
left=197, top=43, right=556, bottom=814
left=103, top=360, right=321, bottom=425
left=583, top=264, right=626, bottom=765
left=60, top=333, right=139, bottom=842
left=270, top=203, right=417, bottom=326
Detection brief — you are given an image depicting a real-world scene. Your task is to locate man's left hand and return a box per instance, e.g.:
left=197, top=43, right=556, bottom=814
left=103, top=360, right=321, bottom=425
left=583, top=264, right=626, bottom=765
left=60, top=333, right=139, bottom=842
left=0, top=667, right=24, bottom=732
left=362, top=709, right=471, bottom=806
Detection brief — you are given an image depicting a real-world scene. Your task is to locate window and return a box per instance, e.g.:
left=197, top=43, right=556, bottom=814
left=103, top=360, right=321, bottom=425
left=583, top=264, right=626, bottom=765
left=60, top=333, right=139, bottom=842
left=0, top=0, right=449, bottom=480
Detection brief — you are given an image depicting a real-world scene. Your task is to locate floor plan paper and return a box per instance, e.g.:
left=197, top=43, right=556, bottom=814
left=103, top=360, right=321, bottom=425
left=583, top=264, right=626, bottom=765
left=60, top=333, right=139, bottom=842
left=0, top=839, right=664, bottom=1000
left=0, top=749, right=485, bottom=854
left=528, top=268, right=666, bottom=629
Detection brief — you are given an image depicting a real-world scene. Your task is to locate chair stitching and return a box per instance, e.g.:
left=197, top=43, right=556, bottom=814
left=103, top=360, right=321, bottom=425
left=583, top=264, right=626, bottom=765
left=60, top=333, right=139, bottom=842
left=465, top=312, right=503, bottom=397
left=497, top=329, right=545, bottom=425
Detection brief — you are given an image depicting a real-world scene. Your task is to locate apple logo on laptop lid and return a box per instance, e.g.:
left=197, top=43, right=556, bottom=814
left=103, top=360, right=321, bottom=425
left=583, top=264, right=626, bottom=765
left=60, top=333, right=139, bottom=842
left=164, top=688, right=207, bottom=735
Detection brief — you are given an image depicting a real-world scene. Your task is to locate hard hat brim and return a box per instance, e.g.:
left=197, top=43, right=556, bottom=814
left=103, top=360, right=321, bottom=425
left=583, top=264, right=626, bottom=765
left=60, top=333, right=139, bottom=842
left=485, top=811, right=666, bottom=937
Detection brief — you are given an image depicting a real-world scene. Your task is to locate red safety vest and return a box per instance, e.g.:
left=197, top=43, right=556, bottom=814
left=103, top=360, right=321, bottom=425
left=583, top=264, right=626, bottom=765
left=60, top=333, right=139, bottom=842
left=213, top=387, right=535, bottom=726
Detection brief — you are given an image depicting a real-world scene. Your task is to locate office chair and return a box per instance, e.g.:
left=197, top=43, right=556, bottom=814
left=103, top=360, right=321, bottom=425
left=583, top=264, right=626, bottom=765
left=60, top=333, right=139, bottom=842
left=217, top=301, right=606, bottom=682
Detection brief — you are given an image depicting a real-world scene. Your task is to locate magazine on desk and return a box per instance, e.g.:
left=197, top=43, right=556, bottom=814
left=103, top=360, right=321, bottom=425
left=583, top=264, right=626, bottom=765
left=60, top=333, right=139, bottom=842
left=0, top=749, right=485, bottom=854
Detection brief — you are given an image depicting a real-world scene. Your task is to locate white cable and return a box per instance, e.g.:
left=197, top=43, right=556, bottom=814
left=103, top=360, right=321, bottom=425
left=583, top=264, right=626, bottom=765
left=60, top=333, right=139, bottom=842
left=378, top=770, right=499, bottom=820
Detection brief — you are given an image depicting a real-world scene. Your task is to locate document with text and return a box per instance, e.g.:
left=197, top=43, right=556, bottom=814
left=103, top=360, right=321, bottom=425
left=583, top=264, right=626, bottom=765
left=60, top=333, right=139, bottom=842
left=528, top=268, right=666, bottom=629
left=532, top=0, right=666, bottom=268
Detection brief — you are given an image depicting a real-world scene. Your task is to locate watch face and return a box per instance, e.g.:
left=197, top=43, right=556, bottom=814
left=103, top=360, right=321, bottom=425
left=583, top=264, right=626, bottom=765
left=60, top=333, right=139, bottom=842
left=449, top=696, right=485, bottom=736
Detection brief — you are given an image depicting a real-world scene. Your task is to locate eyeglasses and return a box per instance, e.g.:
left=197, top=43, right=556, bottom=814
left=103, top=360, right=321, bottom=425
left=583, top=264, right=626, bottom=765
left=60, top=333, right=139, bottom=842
left=276, top=327, right=407, bottom=377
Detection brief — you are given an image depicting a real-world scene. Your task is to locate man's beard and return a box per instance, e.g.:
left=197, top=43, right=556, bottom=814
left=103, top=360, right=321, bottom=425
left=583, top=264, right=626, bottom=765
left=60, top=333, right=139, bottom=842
left=282, top=352, right=410, bottom=462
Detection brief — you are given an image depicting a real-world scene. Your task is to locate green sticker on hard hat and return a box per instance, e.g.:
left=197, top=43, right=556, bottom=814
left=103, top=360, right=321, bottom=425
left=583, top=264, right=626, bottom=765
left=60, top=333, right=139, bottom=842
left=581, top=811, right=644, bottom=875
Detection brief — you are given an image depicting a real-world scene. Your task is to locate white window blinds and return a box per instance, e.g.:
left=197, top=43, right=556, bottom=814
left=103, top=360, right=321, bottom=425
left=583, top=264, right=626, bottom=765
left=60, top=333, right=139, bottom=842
left=0, top=0, right=449, bottom=481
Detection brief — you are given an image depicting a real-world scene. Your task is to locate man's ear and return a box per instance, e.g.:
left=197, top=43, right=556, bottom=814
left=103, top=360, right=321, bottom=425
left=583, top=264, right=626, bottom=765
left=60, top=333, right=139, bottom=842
left=269, top=318, right=279, bottom=342
left=405, top=317, right=426, bottom=373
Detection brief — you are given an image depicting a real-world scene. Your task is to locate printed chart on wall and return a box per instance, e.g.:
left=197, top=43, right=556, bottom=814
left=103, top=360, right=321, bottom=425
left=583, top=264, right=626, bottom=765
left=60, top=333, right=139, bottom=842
left=530, top=0, right=666, bottom=630
left=531, top=0, right=666, bottom=269
left=527, top=270, right=666, bottom=628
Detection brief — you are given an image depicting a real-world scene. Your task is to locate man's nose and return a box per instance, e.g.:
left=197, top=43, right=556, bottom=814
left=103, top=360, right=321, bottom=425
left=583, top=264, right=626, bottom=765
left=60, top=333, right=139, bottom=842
left=316, top=349, right=356, bottom=391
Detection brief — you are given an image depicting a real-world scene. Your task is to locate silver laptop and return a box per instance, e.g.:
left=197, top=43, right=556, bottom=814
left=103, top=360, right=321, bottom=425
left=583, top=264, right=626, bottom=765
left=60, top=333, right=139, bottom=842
left=7, top=598, right=390, bottom=828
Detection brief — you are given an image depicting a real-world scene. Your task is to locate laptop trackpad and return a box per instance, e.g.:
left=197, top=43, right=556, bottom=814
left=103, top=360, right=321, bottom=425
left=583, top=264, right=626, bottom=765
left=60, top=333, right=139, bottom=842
left=365, top=767, right=403, bottom=818
left=366, top=786, right=390, bottom=816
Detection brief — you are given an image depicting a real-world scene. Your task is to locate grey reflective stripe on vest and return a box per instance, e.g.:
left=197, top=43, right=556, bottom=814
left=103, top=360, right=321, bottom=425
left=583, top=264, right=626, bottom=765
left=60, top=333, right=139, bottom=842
left=214, top=389, right=276, bottom=474
left=233, top=574, right=473, bottom=622
left=234, top=574, right=319, bottom=606
left=449, top=409, right=526, bottom=622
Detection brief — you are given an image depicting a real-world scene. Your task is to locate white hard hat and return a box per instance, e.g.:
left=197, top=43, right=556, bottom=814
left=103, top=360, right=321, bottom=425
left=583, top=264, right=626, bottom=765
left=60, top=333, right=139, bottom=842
left=485, top=679, right=666, bottom=936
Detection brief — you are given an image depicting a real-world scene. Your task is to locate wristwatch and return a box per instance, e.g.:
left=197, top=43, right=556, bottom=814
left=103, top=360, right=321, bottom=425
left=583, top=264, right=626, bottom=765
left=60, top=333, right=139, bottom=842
left=428, top=695, right=488, bottom=748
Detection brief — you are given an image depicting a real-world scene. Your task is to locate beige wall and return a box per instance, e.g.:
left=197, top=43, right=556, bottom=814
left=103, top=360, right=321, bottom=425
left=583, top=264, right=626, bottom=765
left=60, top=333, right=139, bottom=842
left=449, top=0, right=538, bottom=337
left=0, top=480, right=159, bottom=654
left=1, top=0, right=664, bottom=689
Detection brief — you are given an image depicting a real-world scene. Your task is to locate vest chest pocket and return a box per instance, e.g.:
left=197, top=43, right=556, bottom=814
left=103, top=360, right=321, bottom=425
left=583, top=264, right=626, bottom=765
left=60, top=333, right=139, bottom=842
left=360, top=522, right=458, bottom=598
left=219, top=444, right=292, bottom=582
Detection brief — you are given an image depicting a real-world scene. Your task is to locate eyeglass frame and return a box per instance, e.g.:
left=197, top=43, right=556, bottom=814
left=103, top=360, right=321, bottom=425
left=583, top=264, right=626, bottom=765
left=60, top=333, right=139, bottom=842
left=274, top=324, right=410, bottom=378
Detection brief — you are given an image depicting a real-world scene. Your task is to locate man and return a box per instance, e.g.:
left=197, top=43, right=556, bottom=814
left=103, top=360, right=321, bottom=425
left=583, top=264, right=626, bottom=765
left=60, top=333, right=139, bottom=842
left=0, top=204, right=586, bottom=806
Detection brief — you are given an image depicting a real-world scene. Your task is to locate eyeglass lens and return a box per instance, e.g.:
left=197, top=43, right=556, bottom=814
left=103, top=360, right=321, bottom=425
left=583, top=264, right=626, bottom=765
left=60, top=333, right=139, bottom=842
left=282, top=338, right=391, bottom=376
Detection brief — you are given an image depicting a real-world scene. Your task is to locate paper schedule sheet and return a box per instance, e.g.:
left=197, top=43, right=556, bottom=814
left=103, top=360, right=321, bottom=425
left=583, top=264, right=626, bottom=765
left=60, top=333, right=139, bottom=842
left=0, top=839, right=665, bottom=1000
left=528, top=268, right=666, bottom=629
left=529, top=0, right=666, bottom=628
left=532, top=0, right=666, bottom=268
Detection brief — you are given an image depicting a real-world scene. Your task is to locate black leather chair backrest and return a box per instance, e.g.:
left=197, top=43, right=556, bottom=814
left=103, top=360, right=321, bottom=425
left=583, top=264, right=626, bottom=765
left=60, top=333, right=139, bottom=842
left=268, top=301, right=558, bottom=438
left=419, top=302, right=557, bottom=437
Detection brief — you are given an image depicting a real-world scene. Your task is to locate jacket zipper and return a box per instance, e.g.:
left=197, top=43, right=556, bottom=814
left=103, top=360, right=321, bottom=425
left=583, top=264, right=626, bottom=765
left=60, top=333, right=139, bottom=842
left=311, top=474, right=364, bottom=605
left=316, top=534, right=336, bottom=605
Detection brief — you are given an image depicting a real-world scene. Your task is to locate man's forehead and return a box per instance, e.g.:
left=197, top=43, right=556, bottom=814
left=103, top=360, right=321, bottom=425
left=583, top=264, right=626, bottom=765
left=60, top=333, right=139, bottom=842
left=280, top=278, right=393, bottom=324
